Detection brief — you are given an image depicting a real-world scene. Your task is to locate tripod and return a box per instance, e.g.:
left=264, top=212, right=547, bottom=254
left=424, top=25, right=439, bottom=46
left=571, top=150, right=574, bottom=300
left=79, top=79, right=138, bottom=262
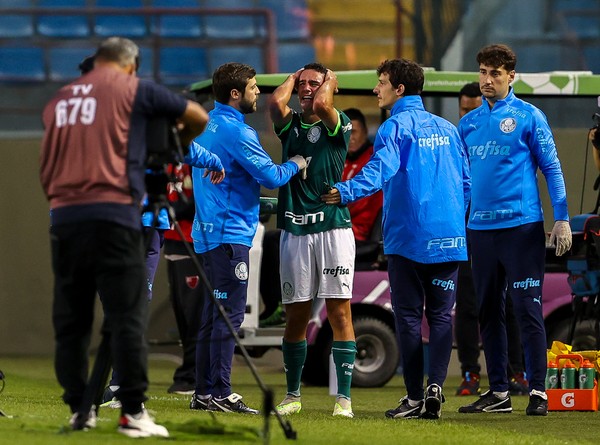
left=74, top=176, right=297, bottom=442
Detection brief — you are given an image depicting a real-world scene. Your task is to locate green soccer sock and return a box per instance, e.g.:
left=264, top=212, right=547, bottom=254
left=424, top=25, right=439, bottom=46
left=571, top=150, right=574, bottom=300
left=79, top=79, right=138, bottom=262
left=332, top=340, right=357, bottom=399
left=282, top=339, right=307, bottom=397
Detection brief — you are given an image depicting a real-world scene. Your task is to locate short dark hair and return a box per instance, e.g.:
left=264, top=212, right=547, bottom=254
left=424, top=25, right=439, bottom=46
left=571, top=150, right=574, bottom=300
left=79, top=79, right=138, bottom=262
left=459, top=81, right=481, bottom=100
left=476, top=44, right=517, bottom=71
left=343, top=108, right=367, bottom=129
left=376, top=59, right=424, bottom=96
left=302, top=62, right=327, bottom=76
left=78, top=55, right=95, bottom=75
left=212, top=62, right=257, bottom=104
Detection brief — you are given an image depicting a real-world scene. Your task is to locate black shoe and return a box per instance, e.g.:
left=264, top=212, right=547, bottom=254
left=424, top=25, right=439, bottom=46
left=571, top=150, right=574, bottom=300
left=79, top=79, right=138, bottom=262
left=189, top=394, right=213, bottom=411
left=458, top=390, right=512, bottom=413
left=508, top=372, right=529, bottom=396
left=456, top=372, right=481, bottom=396
left=526, top=392, right=548, bottom=416
left=168, top=381, right=195, bottom=395
left=421, top=384, right=445, bottom=419
left=385, top=396, right=423, bottom=419
left=209, top=393, right=259, bottom=414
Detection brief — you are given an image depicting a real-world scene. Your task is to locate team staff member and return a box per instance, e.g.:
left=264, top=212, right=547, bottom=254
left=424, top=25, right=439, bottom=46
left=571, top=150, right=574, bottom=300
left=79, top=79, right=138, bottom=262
left=457, top=44, right=571, bottom=417
left=269, top=63, right=356, bottom=419
left=188, top=62, right=306, bottom=414
left=322, top=59, right=470, bottom=420
left=40, top=37, right=211, bottom=438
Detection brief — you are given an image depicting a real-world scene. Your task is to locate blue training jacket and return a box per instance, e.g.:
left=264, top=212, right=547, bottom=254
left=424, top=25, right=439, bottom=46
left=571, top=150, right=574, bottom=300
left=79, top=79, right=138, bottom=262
left=335, top=95, right=470, bottom=264
left=458, top=88, right=568, bottom=230
left=187, top=101, right=299, bottom=253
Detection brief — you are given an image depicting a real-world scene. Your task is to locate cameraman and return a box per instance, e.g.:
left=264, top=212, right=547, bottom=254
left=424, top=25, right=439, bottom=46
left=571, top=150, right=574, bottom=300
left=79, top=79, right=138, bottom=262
left=40, top=37, right=208, bottom=438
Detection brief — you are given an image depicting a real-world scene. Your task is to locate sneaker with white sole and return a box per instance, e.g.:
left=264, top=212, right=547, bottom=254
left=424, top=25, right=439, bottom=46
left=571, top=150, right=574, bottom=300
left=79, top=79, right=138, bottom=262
left=275, top=395, right=302, bottom=415
left=332, top=397, right=353, bottom=418
left=421, top=384, right=445, bottom=419
left=69, top=408, right=97, bottom=431
left=190, top=394, right=214, bottom=411
left=100, top=385, right=122, bottom=409
left=117, top=409, right=169, bottom=438
left=458, top=390, right=512, bottom=413
left=385, top=396, right=423, bottom=419
left=209, top=393, right=259, bottom=414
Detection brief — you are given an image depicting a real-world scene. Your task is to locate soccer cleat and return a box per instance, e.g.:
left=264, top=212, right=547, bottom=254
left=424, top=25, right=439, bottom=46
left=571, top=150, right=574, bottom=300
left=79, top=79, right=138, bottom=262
left=189, top=394, right=213, bottom=411
left=458, top=390, right=512, bottom=413
left=275, top=395, right=302, bottom=416
left=509, top=372, right=529, bottom=396
left=259, top=305, right=286, bottom=327
left=69, top=408, right=97, bottom=431
left=100, top=385, right=122, bottom=409
left=456, top=372, right=481, bottom=396
left=385, top=396, right=423, bottom=419
left=421, top=384, right=444, bottom=419
left=168, top=381, right=195, bottom=395
left=209, top=393, right=259, bottom=414
left=526, top=390, right=548, bottom=416
left=118, top=409, right=169, bottom=438
left=332, top=397, right=353, bottom=418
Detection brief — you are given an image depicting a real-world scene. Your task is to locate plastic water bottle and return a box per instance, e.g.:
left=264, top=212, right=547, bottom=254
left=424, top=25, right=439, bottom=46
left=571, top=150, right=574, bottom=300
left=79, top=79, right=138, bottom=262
left=561, top=360, right=576, bottom=389
left=579, top=359, right=596, bottom=389
left=545, top=360, right=559, bottom=389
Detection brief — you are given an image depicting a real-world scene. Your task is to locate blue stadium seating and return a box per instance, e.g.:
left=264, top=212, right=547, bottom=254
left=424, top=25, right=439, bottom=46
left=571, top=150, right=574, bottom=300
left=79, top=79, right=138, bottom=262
left=137, top=45, right=154, bottom=79
left=94, top=0, right=147, bottom=38
left=38, top=0, right=90, bottom=38
left=0, top=47, right=45, bottom=82
left=203, top=0, right=266, bottom=40
left=208, top=46, right=264, bottom=74
left=150, top=0, right=203, bottom=38
left=277, top=42, right=315, bottom=73
left=256, top=0, right=309, bottom=40
left=159, top=47, right=208, bottom=86
left=583, top=44, right=600, bottom=73
left=48, top=47, right=95, bottom=81
left=0, top=0, right=34, bottom=38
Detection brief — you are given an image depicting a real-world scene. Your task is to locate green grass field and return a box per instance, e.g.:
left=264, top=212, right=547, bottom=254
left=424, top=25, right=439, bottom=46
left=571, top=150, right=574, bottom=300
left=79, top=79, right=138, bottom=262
left=0, top=354, right=599, bottom=444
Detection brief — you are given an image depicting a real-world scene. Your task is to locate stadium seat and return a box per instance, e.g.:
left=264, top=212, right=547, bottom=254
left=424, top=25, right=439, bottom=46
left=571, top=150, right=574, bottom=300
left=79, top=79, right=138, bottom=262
left=150, top=0, right=202, bottom=38
left=208, top=46, right=264, bottom=74
left=37, top=0, right=90, bottom=38
left=256, top=0, right=310, bottom=40
left=137, top=46, right=154, bottom=79
left=203, top=0, right=266, bottom=40
left=0, top=0, right=33, bottom=38
left=48, top=47, right=95, bottom=81
left=0, top=47, right=45, bottom=82
left=94, top=0, right=147, bottom=38
left=277, top=42, right=315, bottom=73
left=159, top=47, right=208, bottom=86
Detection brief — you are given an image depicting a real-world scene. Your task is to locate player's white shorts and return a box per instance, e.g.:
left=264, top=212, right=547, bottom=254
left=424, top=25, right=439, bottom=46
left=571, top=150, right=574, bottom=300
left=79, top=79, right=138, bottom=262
left=279, top=228, right=355, bottom=304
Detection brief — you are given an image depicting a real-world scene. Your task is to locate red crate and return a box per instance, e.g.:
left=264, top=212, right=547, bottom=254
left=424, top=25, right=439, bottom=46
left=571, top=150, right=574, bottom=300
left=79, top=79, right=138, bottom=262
left=547, top=354, right=598, bottom=411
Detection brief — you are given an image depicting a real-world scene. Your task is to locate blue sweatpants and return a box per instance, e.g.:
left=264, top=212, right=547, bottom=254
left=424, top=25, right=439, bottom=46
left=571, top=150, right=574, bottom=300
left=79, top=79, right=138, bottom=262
left=195, top=244, right=249, bottom=398
left=470, top=222, right=546, bottom=393
left=388, top=255, right=458, bottom=401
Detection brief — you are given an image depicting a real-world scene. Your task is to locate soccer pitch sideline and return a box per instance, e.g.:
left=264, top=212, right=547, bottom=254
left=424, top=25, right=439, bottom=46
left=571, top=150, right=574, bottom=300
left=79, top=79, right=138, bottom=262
left=0, top=356, right=599, bottom=445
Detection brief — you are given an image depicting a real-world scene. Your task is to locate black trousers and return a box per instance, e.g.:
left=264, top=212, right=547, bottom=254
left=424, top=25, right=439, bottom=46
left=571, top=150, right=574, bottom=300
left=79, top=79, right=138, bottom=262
left=164, top=239, right=204, bottom=385
left=51, top=221, right=148, bottom=414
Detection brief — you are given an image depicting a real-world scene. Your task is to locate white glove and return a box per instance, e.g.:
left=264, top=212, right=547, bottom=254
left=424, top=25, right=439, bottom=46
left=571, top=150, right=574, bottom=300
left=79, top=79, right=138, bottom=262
left=549, top=220, right=572, bottom=256
left=289, top=155, right=307, bottom=179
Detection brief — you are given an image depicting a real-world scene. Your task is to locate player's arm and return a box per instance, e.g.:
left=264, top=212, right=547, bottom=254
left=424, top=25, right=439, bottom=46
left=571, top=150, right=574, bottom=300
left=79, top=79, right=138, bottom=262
left=269, top=69, right=302, bottom=129
left=313, top=69, right=339, bottom=131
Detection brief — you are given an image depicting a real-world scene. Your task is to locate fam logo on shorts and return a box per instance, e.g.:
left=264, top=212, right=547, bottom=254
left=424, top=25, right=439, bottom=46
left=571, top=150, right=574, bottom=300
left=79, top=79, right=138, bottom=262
left=499, top=117, right=517, bottom=133
left=235, top=261, right=248, bottom=281
left=282, top=281, right=294, bottom=297
left=307, top=126, right=321, bottom=143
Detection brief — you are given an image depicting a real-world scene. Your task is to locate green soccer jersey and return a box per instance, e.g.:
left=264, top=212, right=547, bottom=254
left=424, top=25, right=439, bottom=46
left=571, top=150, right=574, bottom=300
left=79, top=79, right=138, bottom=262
left=276, top=110, right=352, bottom=235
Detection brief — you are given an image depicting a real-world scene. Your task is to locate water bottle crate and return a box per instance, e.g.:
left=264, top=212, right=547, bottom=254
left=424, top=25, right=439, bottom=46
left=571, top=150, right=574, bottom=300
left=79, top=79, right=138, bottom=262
left=547, top=354, right=598, bottom=411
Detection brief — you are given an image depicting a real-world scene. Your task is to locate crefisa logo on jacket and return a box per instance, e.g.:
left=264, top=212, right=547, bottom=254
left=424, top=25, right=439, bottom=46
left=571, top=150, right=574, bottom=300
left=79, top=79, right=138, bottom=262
left=235, top=261, right=248, bottom=281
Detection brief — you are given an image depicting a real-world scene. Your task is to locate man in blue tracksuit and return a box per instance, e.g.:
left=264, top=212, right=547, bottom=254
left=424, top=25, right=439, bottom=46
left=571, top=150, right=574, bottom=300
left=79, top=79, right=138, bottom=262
left=322, top=59, right=470, bottom=419
left=457, top=44, right=572, bottom=417
left=187, top=62, right=306, bottom=414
